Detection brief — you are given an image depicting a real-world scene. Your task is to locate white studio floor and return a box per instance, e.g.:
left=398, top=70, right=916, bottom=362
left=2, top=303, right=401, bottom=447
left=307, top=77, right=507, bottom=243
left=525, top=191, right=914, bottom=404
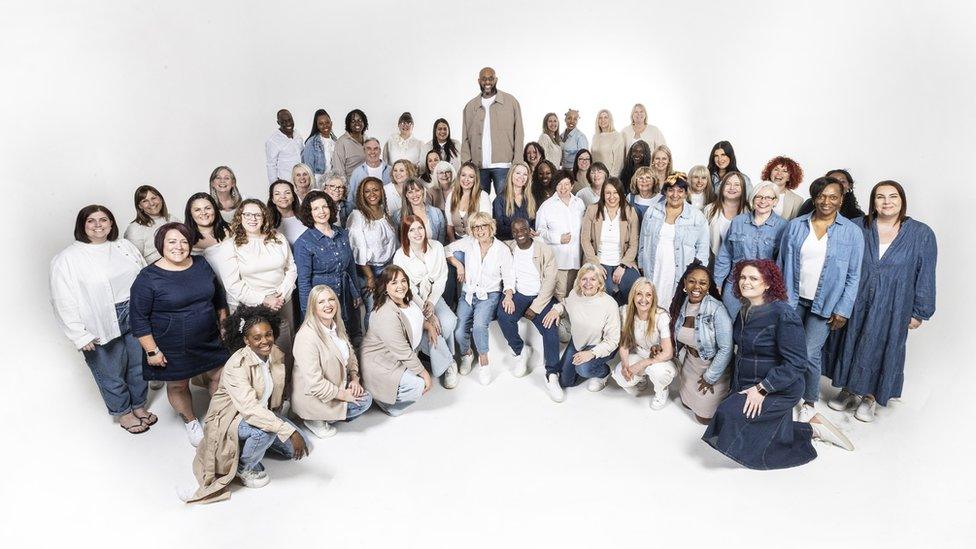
left=5, top=320, right=973, bottom=548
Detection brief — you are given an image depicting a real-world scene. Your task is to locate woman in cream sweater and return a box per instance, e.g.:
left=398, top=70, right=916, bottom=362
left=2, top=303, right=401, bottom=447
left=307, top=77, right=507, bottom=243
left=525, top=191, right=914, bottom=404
left=590, top=109, right=626, bottom=177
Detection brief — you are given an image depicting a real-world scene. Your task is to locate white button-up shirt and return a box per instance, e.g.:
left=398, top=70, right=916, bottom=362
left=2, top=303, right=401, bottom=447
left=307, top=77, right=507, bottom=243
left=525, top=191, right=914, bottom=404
left=535, top=193, right=585, bottom=269
left=392, top=240, right=449, bottom=307
left=446, top=236, right=514, bottom=304
left=265, top=130, right=304, bottom=183
left=383, top=134, right=423, bottom=167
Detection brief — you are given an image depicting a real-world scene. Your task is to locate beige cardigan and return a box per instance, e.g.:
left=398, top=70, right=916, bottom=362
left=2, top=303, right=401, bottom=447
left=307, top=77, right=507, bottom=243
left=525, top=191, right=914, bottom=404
left=460, top=90, right=524, bottom=167
left=359, top=300, right=426, bottom=405
left=580, top=203, right=640, bottom=268
left=188, top=346, right=293, bottom=504
left=291, top=322, right=360, bottom=422
left=538, top=133, right=562, bottom=166
left=590, top=131, right=626, bottom=176
left=504, top=237, right=558, bottom=314
left=779, top=189, right=804, bottom=220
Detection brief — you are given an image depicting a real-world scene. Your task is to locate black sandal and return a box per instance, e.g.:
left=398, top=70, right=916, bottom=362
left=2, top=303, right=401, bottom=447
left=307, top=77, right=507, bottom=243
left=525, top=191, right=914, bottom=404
left=133, top=411, right=158, bottom=426
left=121, top=422, right=150, bottom=434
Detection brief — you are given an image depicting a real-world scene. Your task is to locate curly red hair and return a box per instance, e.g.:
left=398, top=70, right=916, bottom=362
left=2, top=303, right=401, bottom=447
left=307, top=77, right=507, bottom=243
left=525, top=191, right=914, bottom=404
left=760, top=156, right=803, bottom=190
left=732, top=259, right=788, bottom=302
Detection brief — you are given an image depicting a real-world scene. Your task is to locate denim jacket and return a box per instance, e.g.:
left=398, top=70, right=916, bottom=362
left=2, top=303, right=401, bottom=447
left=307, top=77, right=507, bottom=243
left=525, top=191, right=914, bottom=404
left=713, top=212, right=788, bottom=289
left=778, top=213, right=863, bottom=318
left=637, top=202, right=710, bottom=279
left=391, top=205, right=447, bottom=244
left=673, top=294, right=733, bottom=384
left=301, top=134, right=336, bottom=175
left=627, top=194, right=663, bottom=229
left=293, top=226, right=361, bottom=315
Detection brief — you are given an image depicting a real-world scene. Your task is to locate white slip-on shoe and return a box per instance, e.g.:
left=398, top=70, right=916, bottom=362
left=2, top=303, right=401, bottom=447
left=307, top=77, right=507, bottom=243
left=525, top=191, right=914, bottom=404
left=545, top=374, right=565, bottom=403
left=828, top=389, right=858, bottom=411
left=237, top=468, right=271, bottom=488
left=650, top=387, right=669, bottom=410
left=511, top=349, right=530, bottom=378
left=184, top=419, right=204, bottom=448
left=798, top=403, right=817, bottom=423
left=458, top=354, right=474, bottom=376
left=442, top=362, right=460, bottom=389
left=811, top=413, right=855, bottom=451
left=304, top=419, right=337, bottom=438
left=586, top=376, right=609, bottom=392
left=854, top=398, right=877, bottom=422
left=478, top=364, right=492, bottom=385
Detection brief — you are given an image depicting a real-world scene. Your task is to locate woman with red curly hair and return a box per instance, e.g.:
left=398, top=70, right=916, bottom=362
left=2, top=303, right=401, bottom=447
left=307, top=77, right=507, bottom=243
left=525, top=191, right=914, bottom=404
left=760, top=156, right=805, bottom=220
left=702, top=259, right=853, bottom=469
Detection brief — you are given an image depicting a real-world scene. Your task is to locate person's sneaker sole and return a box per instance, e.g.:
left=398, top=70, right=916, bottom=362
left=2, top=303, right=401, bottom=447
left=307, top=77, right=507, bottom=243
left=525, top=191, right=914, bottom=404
left=814, top=416, right=855, bottom=451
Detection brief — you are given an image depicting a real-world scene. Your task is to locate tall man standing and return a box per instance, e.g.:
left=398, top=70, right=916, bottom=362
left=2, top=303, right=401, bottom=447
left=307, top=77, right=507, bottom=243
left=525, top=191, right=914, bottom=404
left=265, top=109, right=304, bottom=183
left=461, top=67, right=524, bottom=196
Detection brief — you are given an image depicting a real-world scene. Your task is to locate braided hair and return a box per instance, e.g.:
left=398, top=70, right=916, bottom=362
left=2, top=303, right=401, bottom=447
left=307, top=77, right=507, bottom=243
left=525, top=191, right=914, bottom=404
left=222, top=305, right=282, bottom=352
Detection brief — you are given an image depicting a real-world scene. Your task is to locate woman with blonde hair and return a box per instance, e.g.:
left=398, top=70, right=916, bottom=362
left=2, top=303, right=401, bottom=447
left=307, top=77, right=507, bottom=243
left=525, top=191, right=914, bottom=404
left=491, top=161, right=536, bottom=240
left=291, top=284, right=373, bottom=438
left=626, top=166, right=662, bottom=223
left=445, top=161, right=491, bottom=242
left=386, top=159, right=417, bottom=213
left=686, top=165, right=716, bottom=211
left=538, top=113, right=562, bottom=166
left=209, top=165, right=243, bottom=223
left=621, top=103, right=667, bottom=151
left=291, top=163, right=316, bottom=204
left=590, top=109, right=626, bottom=176
left=649, top=145, right=674, bottom=189
left=428, top=160, right=456, bottom=212
left=611, top=278, right=675, bottom=410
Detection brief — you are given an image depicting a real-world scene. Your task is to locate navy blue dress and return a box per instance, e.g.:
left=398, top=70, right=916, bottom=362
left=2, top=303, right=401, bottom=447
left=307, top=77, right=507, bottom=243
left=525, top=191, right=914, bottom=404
left=823, top=217, right=937, bottom=405
left=130, top=258, right=229, bottom=381
left=702, top=300, right=817, bottom=469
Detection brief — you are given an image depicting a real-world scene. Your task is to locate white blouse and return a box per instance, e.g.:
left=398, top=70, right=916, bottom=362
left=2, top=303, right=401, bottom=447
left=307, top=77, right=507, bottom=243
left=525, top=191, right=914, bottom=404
left=598, top=210, right=622, bottom=266
left=123, top=215, right=175, bottom=263
left=619, top=306, right=672, bottom=359
left=278, top=215, right=307, bottom=245
left=535, top=193, right=586, bottom=270
left=392, top=240, right=449, bottom=308
left=401, top=302, right=425, bottom=350
left=346, top=210, right=397, bottom=267
left=446, top=236, right=515, bottom=304
left=218, top=233, right=298, bottom=310
left=384, top=134, right=424, bottom=167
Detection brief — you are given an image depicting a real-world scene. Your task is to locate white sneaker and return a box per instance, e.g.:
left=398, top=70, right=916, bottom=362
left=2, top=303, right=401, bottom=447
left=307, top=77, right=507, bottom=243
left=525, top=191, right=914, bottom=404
left=798, top=403, right=817, bottom=423
left=828, top=389, right=858, bottom=411
left=545, top=374, right=565, bottom=403
left=304, top=419, right=337, bottom=438
left=811, top=413, right=855, bottom=451
left=650, top=387, right=669, bottom=410
left=478, top=364, right=492, bottom=385
left=586, top=376, right=609, bottom=392
left=236, top=468, right=270, bottom=488
left=184, top=419, right=204, bottom=447
left=459, top=354, right=474, bottom=376
left=511, top=349, right=530, bottom=378
left=854, top=398, right=877, bottom=422
left=149, top=380, right=164, bottom=390
left=442, top=362, right=459, bottom=389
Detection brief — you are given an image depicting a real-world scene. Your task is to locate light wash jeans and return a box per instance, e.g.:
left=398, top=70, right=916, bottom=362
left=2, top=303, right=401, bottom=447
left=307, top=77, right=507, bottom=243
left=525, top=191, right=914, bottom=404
left=377, top=369, right=427, bottom=416
left=82, top=301, right=147, bottom=416
left=795, top=299, right=832, bottom=403
left=454, top=291, right=501, bottom=356
left=342, top=392, right=373, bottom=421
left=237, top=415, right=308, bottom=473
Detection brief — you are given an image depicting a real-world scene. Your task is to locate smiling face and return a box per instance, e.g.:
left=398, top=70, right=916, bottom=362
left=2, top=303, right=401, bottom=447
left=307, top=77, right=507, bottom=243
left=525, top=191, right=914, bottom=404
left=525, top=146, right=540, bottom=165
left=405, top=183, right=424, bottom=206
left=815, top=182, right=844, bottom=217
left=738, top=265, right=768, bottom=303
left=652, top=150, right=669, bottom=172
left=537, top=163, right=552, bottom=185
left=314, top=290, right=339, bottom=324
left=630, top=145, right=646, bottom=165
left=364, top=140, right=381, bottom=164
left=316, top=113, right=332, bottom=137
left=770, top=164, right=790, bottom=187
left=579, top=270, right=600, bottom=297
left=591, top=168, right=607, bottom=187
left=512, top=165, right=529, bottom=189
left=636, top=174, right=654, bottom=195
left=437, top=168, right=453, bottom=187
left=545, top=114, right=559, bottom=133
left=597, top=111, right=610, bottom=131
left=161, top=228, right=190, bottom=263
left=407, top=220, right=426, bottom=246
left=471, top=219, right=493, bottom=244
left=752, top=187, right=778, bottom=215
left=349, top=112, right=365, bottom=134
left=565, top=111, right=579, bottom=130
left=277, top=110, right=294, bottom=137
left=392, top=162, right=409, bottom=184
left=362, top=180, right=383, bottom=207
left=387, top=271, right=410, bottom=304
left=426, top=152, right=441, bottom=174
left=435, top=121, right=449, bottom=142
left=690, top=172, right=709, bottom=193
left=632, top=105, right=647, bottom=125
left=684, top=268, right=710, bottom=304
left=212, top=168, right=235, bottom=193
left=873, top=184, right=902, bottom=219
left=577, top=152, right=591, bottom=172
left=722, top=176, right=743, bottom=201
left=555, top=176, right=573, bottom=198
left=713, top=148, right=730, bottom=170
left=309, top=198, right=331, bottom=226
left=633, top=283, right=655, bottom=314
left=459, top=166, right=477, bottom=190
left=294, top=168, right=311, bottom=190
left=666, top=184, right=687, bottom=207
left=512, top=219, right=532, bottom=247
left=244, top=321, right=275, bottom=359
left=324, top=180, right=345, bottom=204
left=190, top=198, right=216, bottom=228
left=240, top=203, right=264, bottom=235
left=398, top=119, right=413, bottom=136
left=602, top=183, right=620, bottom=208
left=478, top=67, right=497, bottom=96
left=85, top=211, right=112, bottom=243
left=138, top=191, right=163, bottom=217
left=271, top=183, right=294, bottom=211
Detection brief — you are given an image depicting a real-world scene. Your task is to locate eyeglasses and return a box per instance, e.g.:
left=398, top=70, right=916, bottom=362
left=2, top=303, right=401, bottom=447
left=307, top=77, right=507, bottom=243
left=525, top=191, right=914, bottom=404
left=325, top=184, right=345, bottom=191
left=472, top=224, right=491, bottom=230
left=754, top=195, right=777, bottom=202
left=241, top=212, right=264, bottom=220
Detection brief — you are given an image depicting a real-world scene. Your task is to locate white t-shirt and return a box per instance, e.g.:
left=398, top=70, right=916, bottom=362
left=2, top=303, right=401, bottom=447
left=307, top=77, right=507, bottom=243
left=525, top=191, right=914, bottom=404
left=689, top=193, right=705, bottom=211
left=799, top=228, right=829, bottom=300
left=278, top=215, right=307, bottom=245
left=319, top=135, right=335, bottom=174
left=325, top=323, right=350, bottom=365
left=879, top=241, right=891, bottom=259
left=653, top=222, right=678, bottom=306
left=366, top=164, right=383, bottom=179
left=401, top=303, right=425, bottom=350
left=773, top=193, right=786, bottom=216
left=599, top=211, right=622, bottom=266
left=259, top=357, right=274, bottom=408
left=513, top=244, right=541, bottom=296
left=481, top=96, right=494, bottom=167
left=619, top=306, right=672, bottom=359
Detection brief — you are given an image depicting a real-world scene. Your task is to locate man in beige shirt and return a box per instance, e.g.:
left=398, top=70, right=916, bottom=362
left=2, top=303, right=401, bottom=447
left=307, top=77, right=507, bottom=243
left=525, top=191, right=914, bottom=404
left=460, top=67, right=524, bottom=196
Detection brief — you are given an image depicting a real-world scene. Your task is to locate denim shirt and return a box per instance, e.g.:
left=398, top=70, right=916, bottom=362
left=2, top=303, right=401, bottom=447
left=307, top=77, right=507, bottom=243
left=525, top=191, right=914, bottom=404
left=301, top=134, right=336, bottom=175
left=673, top=295, right=733, bottom=384
left=778, top=213, right=864, bottom=318
left=637, top=202, right=710, bottom=279
left=560, top=128, right=589, bottom=170
left=713, top=212, right=788, bottom=289
left=627, top=194, right=663, bottom=229
left=347, top=163, right=392, bottom=212
left=293, top=226, right=361, bottom=315
left=392, top=205, right=447, bottom=244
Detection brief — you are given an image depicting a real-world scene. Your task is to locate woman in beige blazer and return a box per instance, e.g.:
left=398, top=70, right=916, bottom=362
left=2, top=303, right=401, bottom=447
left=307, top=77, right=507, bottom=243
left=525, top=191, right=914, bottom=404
left=580, top=177, right=641, bottom=304
left=186, top=306, right=309, bottom=504
left=760, top=155, right=805, bottom=220
left=360, top=265, right=450, bottom=415
left=292, top=285, right=373, bottom=438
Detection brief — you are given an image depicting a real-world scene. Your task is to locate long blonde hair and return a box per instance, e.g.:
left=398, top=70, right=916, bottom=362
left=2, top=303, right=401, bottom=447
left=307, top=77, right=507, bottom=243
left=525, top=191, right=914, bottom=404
left=620, top=278, right=660, bottom=350
left=503, top=161, right=536, bottom=218
left=450, top=161, right=483, bottom=215
left=302, top=285, right=349, bottom=346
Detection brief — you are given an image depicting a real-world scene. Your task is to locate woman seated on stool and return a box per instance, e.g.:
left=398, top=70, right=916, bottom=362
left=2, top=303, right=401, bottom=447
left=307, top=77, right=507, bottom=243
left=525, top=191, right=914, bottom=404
left=292, top=284, right=373, bottom=438
left=185, top=305, right=309, bottom=503
left=611, top=278, right=675, bottom=410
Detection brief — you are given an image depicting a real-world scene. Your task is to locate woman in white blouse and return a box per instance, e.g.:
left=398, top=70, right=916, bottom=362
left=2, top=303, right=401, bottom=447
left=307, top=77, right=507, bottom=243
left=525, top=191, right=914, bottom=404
left=291, top=163, right=316, bottom=204
left=445, top=162, right=491, bottom=243
left=184, top=192, right=231, bottom=275
left=703, top=171, right=749, bottom=260
left=538, top=113, right=563, bottom=166
left=267, top=180, right=307, bottom=245
left=346, top=177, right=397, bottom=329
left=620, top=103, right=667, bottom=151
left=611, top=278, right=676, bottom=410
left=393, top=215, right=459, bottom=388
left=446, top=211, right=514, bottom=385
left=218, top=199, right=298, bottom=364
left=590, top=109, right=626, bottom=177
left=423, top=118, right=462, bottom=172
left=686, top=165, right=716, bottom=211
left=50, top=205, right=154, bottom=434
left=124, top=185, right=178, bottom=263
left=209, top=165, right=243, bottom=223
left=383, top=112, right=423, bottom=168
left=387, top=159, right=416, bottom=213
left=536, top=169, right=586, bottom=306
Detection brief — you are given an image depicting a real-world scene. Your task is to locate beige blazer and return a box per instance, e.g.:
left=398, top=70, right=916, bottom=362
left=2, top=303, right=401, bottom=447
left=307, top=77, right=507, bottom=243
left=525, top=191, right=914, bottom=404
left=188, top=346, right=293, bottom=504
left=291, top=322, right=360, bottom=422
left=504, top=238, right=558, bottom=314
left=580, top=203, right=640, bottom=268
left=359, top=300, right=425, bottom=405
left=460, top=90, right=524, bottom=167
left=780, top=189, right=804, bottom=221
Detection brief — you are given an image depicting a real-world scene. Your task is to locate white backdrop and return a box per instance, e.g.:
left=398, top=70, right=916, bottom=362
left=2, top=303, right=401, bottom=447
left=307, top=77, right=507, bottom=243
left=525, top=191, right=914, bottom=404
left=3, top=1, right=974, bottom=546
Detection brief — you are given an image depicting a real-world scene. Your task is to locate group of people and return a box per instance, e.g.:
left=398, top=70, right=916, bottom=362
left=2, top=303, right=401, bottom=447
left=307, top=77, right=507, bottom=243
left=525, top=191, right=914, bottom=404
left=50, top=67, right=938, bottom=502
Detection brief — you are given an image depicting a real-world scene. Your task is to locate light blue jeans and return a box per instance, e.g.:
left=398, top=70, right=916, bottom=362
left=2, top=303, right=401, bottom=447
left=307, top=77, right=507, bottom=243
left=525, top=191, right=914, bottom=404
left=237, top=415, right=308, bottom=473
left=342, top=392, right=373, bottom=421
left=454, top=291, right=501, bottom=356
left=431, top=297, right=457, bottom=352
left=377, top=369, right=427, bottom=416
left=795, top=299, right=832, bottom=404
left=82, top=301, right=147, bottom=416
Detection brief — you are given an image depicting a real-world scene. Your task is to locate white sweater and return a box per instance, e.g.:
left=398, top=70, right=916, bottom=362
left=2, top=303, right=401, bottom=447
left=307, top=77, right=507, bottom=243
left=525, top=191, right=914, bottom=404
left=123, top=215, right=176, bottom=263
left=392, top=240, right=449, bottom=308
left=217, top=233, right=297, bottom=310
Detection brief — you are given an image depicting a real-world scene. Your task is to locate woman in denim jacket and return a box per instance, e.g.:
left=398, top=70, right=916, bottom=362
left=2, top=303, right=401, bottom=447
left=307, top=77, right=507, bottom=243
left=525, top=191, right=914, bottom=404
left=301, top=109, right=337, bottom=181
left=293, top=191, right=362, bottom=344
left=714, top=182, right=788, bottom=320
left=637, top=175, right=710, bottom=308
left=778, top=177, right=864, bottom=421
left=668, top=261, right=733, bottom=423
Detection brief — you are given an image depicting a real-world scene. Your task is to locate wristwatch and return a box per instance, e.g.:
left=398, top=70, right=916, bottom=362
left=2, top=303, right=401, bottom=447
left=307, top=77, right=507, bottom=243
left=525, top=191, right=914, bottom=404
left=147, top=348, right=160, bottom=358
left=757, top=385, right=768, bottom=396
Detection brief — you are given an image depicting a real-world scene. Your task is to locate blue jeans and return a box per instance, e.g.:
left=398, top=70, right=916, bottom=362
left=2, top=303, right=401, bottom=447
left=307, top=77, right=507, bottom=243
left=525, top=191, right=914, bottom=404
left=237, top=416, right=307, bottom=473
left=795, top=299, right=831, bottom=403
left=496, top=292, right=561, bottom=376
left=479, top=167, right=509, bottom=195
left=431, top=298, right=458, bottom=353
left=343, top=392, right=373, bottom=421
left=602, top=264, right=641, bottom=305
left=377, top=369, right=427, bottom=416
left=454, top=291, right=501, bottom=356
left=722, top=279, right=744, bottom=322
left=558, top=342, right=618, bottom=388
left=359, top=264, right=387, bottom=332
left=82, top=301, right=148, bottom=416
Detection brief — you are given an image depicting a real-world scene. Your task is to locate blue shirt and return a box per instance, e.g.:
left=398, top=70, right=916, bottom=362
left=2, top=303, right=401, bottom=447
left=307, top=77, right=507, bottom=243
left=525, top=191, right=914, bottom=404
left=713, top=212, right=788, bottom=289
left=637, top=202, right=710, bottom=280
left=293, top=226, right=361, bottom=315
left=560, top=128, right=589, bottom=170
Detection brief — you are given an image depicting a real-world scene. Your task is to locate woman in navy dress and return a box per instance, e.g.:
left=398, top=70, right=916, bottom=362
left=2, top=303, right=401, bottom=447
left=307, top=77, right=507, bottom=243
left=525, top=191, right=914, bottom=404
left=130, top=222, right=230, bottom=447
left=824, top=181, right=937, bottom=421
left=703, top=259, right=853, bottom=470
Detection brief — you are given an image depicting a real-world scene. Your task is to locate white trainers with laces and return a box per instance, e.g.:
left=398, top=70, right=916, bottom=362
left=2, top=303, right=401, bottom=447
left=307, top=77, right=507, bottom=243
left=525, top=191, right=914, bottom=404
left=650, top=386, right=669, bottom=410
left=304, top=419, right=337, bottom=438
left=478, top=364, right=492, bottom=385
left=828, top=389, right=858, bottom=411
left=545, top=373, right=565, bottom=403
left=511, top=349, right=530, bottom=378
left=586, top=376, right=609, bottom=392
left=854, top=398, right=877, bottom=422
left=237, top=468, right=271, bottom=488
left=798, top=403, right=817, bottom=423
left=459, top=354, right=474, bottom=376
left=184, top=419, right=204, bottom=447
left=442, top=362, right=460, bottom=389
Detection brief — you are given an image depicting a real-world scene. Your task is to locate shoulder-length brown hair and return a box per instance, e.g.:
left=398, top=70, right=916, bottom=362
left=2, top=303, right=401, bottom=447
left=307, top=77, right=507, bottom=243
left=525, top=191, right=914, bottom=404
left=372, top=264, right=413, bottom=311
left=706, top=171, right=749, bottom=222
left=230, top=198, right=278, bottom=246
left=132, top=185, right=170, bottom=226
left=74, top=205, right=119, bottom=242
left=867, top=180, right=908, bottom=224
left=399, top=214, right=429, bottom=256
